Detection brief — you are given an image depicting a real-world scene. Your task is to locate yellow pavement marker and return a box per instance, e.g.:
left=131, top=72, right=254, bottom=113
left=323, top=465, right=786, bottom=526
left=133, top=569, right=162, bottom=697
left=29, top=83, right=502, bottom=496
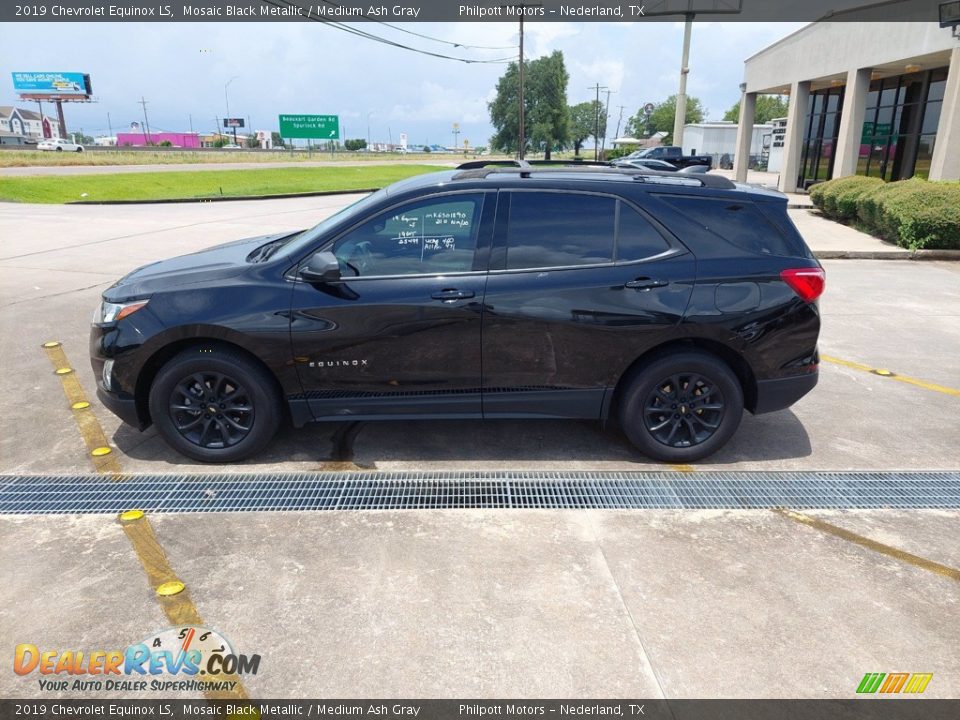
left=118, top=511, right=250, bottom=701
left=42, top=341, right=123, bottom=476
left=821, top=354, right=960, bottom=398
left=775, top=508, right=960, bottom=583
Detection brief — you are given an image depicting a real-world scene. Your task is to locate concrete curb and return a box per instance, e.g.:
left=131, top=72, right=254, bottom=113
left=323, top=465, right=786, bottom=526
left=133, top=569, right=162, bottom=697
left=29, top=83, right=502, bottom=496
left=815, top=249, right=960, bottom=260
left=65, top=187, right=380, bottom=205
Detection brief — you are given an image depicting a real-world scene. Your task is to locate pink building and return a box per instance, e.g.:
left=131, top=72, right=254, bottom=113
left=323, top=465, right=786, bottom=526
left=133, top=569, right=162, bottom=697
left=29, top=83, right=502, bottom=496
left=115, top=132, right=200, bottom=148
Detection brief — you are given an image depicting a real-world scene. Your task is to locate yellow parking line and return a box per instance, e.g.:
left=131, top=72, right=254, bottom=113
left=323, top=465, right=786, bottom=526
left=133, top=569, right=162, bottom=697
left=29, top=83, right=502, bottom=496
left=668, top=464, right=696, bottom=473
left=42, top=341, right=123, bottom=477
left=119, top=511, right=250, bottom=701
left=821, top=354, right=960, bottom=398
left=774, top=508, right=960, bottom=583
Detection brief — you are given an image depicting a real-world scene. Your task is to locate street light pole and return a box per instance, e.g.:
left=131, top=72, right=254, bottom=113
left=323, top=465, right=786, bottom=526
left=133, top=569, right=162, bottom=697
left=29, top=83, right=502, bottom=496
left=367, top=111, right=374, bottom=150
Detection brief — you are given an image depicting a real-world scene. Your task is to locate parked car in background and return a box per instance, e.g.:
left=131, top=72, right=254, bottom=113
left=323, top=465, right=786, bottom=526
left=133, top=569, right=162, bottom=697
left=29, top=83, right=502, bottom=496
left=628, top=146, right=712, bottom=169
left=221, top=143, right=243, bottom=150
left=37, top=138, right=84, bottom=152
left=91, top=159, right=823, bottom=463
left=613, top=158, right=679, bottom=172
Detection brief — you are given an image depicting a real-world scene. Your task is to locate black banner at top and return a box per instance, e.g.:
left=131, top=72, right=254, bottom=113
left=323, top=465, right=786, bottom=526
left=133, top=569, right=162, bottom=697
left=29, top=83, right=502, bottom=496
left=0, top=0, right=946, bottom=23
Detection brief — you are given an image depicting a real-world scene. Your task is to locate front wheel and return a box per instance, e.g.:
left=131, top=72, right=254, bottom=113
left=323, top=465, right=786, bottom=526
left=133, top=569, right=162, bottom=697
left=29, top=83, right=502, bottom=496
left=619, top=351, right=744, bottom=463
left=149, top=347, right=282, bottom=462
left=76, top=146, right=84, bottom=152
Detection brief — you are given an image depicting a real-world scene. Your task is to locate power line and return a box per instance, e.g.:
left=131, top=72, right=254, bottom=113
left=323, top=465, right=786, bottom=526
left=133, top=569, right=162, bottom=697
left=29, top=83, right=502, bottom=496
left=260, top=1, right=514, bottom=64
left=313, top=0, right=516, bottom=49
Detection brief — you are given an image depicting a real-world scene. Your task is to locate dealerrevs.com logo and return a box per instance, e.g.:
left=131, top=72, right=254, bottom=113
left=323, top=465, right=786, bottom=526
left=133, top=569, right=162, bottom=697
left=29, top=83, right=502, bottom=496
left=13, top=626, right=259, bottom=693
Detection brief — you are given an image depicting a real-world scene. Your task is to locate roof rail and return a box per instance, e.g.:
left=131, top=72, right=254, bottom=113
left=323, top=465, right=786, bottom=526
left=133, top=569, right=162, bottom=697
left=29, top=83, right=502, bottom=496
left=455, top=159, right=531, bottom=170
left=452, top=163, right=736, bottom=189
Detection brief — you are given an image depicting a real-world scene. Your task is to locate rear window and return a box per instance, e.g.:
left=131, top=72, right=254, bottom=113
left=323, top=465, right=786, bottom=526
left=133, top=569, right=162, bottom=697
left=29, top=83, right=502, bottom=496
left=660, top=195, right=803, bottom=257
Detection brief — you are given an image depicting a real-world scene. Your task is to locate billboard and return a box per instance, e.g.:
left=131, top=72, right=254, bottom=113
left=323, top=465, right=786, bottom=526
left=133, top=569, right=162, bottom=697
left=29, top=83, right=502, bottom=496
left=279, top=114, right=339, bottom=139
left=12, top=72, right=92, bottom=97
left=224, top=118, right=245, bottom=128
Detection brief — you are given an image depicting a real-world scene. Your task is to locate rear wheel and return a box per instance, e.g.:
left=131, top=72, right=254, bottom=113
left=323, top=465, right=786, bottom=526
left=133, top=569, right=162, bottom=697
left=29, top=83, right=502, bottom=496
left=148, top=347, right=281, bottom=462
left=619, top=351, right=743, bottom=463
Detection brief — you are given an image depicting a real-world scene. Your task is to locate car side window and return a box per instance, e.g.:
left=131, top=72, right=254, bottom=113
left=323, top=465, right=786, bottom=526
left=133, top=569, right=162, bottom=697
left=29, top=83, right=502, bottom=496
left=659, top=195, right=798, bottom=257
left=333, top=193, right=484, bottom=277
left=505, top=192, right=615, bottom=270
left=617, top=202, right=671, bottom=262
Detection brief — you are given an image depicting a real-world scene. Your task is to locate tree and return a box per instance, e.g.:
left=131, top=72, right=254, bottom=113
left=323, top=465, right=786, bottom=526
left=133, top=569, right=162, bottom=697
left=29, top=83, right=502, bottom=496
left=271, top=131, right=284, bottom=148
left=569, top=100, right=606, bottom=156
left=344, top=138, right=368, bottom=151
left=723, top=95, right=789, bottom=124
left=488, top=50, right=570, bottom=159
left=526, top=51, right=569, bottom=160
left=625, top=95, right=706, bottom=145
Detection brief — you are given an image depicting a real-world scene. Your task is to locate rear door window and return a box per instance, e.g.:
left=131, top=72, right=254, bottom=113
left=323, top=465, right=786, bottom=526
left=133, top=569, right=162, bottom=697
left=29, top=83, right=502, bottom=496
left=659, top=195, right=801, bottom=257
left=504, top=192, right=615, bottom=270
left=617, top=203, right=671, bottom=262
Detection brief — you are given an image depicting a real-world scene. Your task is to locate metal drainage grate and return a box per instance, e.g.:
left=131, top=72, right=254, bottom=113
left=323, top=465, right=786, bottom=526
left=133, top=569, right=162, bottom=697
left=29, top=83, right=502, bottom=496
left=0, top=471, right=958, bottom=514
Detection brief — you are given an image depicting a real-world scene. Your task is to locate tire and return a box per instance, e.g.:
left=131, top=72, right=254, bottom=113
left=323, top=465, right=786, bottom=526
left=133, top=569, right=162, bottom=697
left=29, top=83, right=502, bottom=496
left=618, top=351, right=744, bottom=463
left=55, top=147, right=62, bottom=151
left=76, top=147, right=83, bottom=152
left=148, top=346, right=282, bottom=462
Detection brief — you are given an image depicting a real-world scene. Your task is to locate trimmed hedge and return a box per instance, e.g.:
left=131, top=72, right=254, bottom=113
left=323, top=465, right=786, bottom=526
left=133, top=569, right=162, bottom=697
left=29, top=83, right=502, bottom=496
left=809, top=176, right=960, bottom=250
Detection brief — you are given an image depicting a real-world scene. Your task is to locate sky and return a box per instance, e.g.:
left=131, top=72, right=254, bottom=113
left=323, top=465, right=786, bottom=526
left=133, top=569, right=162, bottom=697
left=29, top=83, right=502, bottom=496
left=0, top=20, right=805, bottom=146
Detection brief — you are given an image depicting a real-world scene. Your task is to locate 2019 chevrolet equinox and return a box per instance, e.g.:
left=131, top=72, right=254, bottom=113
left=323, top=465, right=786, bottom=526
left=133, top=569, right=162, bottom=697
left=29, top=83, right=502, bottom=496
left=90, top=162, right=824, bottom=463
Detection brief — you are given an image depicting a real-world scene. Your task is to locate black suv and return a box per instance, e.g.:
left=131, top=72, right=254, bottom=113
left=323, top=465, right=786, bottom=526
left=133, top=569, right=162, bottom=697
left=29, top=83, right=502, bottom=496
left=90, top=162, right=824, bottom=463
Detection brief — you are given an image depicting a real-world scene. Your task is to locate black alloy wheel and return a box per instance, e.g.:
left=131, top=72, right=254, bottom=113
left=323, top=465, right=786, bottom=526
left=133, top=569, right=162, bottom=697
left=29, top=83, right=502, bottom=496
left=168, top=371, right=254, bottom=449
left=643, top=372, right=725, bottom=448
left=619, top=351, right=744, bottom=463
left=149, top=347, right=282, bottom=462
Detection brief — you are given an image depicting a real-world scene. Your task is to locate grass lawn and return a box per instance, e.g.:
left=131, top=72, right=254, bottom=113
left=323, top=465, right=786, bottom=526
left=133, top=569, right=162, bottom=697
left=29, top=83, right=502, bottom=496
left=0, top=149, right=476, bottom=168
left=0, top=165, right=443, bottom=203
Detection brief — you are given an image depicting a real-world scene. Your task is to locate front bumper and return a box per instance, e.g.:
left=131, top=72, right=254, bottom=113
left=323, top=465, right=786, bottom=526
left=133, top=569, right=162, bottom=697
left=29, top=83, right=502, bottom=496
left=753, top=371, right=818, bottom=414
left=96, top=386, right=145, bottom=429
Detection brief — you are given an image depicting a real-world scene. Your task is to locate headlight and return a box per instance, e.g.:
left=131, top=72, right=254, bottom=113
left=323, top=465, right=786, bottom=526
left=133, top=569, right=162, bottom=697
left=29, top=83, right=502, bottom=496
left=92, top=299, right=149, bottom=325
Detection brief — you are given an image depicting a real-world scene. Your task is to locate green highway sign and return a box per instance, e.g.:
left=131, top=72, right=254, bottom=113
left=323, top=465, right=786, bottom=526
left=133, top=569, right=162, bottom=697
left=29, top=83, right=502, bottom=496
left=279, top=114, right=339, bottom=139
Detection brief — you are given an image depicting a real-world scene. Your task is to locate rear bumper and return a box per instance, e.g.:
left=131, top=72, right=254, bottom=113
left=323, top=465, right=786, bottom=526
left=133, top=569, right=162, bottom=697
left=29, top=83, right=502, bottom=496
left=753, top=371, right=818, bottom=414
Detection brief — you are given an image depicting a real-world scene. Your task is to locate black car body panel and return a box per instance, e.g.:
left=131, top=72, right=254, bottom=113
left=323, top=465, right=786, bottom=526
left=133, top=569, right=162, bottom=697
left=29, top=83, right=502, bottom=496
left=91, top=166, right=821, bottom=459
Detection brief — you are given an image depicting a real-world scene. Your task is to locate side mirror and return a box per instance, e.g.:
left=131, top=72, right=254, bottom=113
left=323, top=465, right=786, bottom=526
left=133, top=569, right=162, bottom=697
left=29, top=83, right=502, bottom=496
left=299, top=250, right=342, bottom=283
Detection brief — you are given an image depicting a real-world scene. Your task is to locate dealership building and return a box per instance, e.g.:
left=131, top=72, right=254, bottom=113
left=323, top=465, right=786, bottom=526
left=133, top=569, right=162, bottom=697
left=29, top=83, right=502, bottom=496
left=733, top=19, right=959, bottom=191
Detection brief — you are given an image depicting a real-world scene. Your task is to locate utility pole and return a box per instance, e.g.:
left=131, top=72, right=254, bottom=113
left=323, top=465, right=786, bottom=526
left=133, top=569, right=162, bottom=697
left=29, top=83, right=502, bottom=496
left=673, top=13, right=694, bottom=149
left=107, top=111, right=113, bottom=140
left=614, top=105, right=626, bottom=141
left=589, top=83, right=608, bottom=161
left=138, top=96, right=152, bottom=145
left=518, top=14, right=525, bottom=160
left=601, top=89, right=616, bottom=156
left=188, top=114, right=193, bottom=134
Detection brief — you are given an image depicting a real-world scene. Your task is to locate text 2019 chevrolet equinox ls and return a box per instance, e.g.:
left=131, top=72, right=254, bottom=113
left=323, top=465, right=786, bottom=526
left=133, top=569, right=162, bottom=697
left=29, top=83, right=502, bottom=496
left=90, top=162, right=823, bottom=463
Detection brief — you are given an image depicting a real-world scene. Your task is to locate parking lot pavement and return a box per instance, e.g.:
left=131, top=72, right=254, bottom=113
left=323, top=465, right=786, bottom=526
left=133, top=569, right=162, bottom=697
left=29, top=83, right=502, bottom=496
left=1, top=198, right=958, bottom=475
left=3, top=508, right=957, bottom=698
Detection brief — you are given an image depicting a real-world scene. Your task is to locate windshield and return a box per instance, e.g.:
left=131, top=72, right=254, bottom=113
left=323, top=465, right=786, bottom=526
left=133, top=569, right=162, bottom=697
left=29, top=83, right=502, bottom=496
left=276, top=189, right=388, bottom=261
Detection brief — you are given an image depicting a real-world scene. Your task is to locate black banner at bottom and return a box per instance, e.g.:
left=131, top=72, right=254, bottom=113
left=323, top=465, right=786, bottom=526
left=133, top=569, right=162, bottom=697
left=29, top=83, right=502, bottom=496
left=2, top=700, right=960, bottom=720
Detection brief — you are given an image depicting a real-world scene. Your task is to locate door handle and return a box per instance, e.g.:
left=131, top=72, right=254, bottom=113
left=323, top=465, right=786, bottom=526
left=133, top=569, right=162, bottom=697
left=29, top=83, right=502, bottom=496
left=431, top=289, right=475, bottom=301
left=624, top=277, right=670, bottom=290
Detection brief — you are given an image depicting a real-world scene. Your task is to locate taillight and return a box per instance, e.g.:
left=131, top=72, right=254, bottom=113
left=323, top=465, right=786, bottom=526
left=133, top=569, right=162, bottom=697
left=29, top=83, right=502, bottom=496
left=781, top=267, right=825, bottom=303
